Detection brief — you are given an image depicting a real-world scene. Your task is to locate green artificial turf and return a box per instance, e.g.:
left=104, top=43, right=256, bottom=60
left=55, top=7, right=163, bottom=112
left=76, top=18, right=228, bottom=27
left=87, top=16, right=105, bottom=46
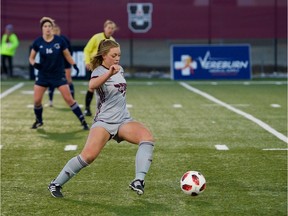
left=1, top=79, right=287, bottom=216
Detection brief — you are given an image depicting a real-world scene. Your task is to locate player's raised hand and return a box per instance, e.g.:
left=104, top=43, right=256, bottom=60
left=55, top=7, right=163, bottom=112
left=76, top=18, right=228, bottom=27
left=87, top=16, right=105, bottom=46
left=109, top=64, right=120, bottom=76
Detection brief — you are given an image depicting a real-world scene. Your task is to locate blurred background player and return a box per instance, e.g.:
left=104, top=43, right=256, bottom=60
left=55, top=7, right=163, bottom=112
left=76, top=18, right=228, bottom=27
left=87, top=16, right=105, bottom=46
left=83, top=20, right=117, bottom=116
left=29, top=17, right=89, bottom=130
left=48, top=24, right=75, bottom=107
left=0, top=24, right=19, bottom=78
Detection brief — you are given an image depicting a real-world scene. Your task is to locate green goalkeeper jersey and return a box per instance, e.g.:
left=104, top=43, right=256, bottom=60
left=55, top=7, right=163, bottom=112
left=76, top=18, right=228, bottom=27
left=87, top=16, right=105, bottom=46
left=83, top=33, right=115, bottom=65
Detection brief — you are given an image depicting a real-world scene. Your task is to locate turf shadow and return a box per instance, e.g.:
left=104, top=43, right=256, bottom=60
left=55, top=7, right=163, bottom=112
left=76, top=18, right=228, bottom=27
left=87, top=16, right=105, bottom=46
left=62, top=197, right=171, bottom=216
left=36, top=128, right=84, bottom=142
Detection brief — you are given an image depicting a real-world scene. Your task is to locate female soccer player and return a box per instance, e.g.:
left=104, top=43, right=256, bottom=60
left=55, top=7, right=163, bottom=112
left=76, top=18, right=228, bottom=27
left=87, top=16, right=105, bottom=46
left=48, top=40, right=155, bottom=197
left=29, top=17, right=89, bottom=130
left=83, top=20, right=117, bottom=116
left=48, top=24, right=76, bottom=107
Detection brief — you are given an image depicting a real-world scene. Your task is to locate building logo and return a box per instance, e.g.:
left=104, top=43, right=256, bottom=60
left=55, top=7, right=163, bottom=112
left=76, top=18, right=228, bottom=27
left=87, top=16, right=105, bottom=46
left=127, top=3, right=153, bottom=33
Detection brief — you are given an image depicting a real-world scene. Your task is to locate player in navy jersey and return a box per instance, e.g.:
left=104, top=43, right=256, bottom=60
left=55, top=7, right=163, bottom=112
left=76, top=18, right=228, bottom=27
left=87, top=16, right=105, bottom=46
left=48, top=40, right=155, bottom=198
left=29, top=17, right=89, bottom=130
left=48, top=24, right=76, bottom=107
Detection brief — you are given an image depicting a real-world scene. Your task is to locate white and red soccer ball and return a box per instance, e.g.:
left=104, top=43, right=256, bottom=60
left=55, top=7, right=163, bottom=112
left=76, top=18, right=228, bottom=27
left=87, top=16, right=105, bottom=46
left=180, top=171, right=206, bottom=196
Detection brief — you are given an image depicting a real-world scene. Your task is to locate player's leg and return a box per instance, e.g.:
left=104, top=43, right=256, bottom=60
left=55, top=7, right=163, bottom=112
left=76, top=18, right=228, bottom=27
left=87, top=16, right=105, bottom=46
left=1, top=55, right=8, bottom=78
left=65, top=68, right=75, bottom=99
left=32, top=85, right=47, bottom=128
left=118, top=121, right=155, bottom=195
left=84, top=88, right=94, bottom=116
left=80, top=126, right=111, bottom=163
left=48, top=127, right=110, bottom=197
left=48, top=86, right=55, bottom=107
left=57, top=84, right=89, bottom=130
left=7, top=56, right=13, bottom=77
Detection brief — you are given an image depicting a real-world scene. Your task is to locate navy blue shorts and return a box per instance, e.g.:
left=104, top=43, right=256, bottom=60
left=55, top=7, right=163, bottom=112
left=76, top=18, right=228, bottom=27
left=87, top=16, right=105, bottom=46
left=35, top=77, right=68, bottom=88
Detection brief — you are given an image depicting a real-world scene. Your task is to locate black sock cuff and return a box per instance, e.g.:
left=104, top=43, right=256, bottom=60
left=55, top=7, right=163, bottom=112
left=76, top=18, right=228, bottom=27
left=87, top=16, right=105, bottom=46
left=34, top=104, right=43, bottom=109
left=70, top=102, right=78, bottom=109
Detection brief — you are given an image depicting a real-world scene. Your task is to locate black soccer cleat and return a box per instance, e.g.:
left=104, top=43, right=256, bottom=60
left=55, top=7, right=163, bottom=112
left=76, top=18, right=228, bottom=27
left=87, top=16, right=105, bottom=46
left=48, top=181, right=63, bottom=198
left=31, top=120, right=43, bottom=129
left=84, top=108, right=92, bottom=116
left=81, top=120, right=89, bottom=130
left=129, top=179, right=145, bottom=195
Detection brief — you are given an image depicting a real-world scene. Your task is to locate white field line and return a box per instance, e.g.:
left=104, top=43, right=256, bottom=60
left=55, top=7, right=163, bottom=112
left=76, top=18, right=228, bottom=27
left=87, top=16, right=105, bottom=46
left=215, top=145, right=229, bottom=150
left=0, top=82, right=24, bottom=99
left=64, top=145, right=78, bottom=151
left=126, top=104, right=133, bottom=108
left=262, top=148, right=288, bottom=151
left=173, top=104, right=183, bottom=108
left=179, top=82, right=288, bottom=144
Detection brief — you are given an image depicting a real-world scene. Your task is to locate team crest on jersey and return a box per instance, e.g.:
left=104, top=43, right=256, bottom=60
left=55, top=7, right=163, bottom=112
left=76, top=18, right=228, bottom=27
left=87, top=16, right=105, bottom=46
left=114, top=83, right=127, bottom=96
left=54, top=43, right=60, bottom=49
left=127, top=3, right=153, bottom=33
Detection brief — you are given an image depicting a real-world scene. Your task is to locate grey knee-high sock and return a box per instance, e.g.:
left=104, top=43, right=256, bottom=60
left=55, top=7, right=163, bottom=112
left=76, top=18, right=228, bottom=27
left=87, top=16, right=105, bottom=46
left=53, top=155, right=88, bottom=186
left=135, top=141, right=154, bottom=181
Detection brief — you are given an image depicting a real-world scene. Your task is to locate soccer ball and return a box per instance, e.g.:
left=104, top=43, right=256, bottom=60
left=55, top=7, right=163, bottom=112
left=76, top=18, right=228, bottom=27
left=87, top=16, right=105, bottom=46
left=180, top=171, right=206, bottom=196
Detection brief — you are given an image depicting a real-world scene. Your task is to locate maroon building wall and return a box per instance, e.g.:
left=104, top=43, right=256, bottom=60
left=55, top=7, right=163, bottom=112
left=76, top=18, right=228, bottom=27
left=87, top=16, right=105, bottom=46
left=1, top=0, right=287, bottom=40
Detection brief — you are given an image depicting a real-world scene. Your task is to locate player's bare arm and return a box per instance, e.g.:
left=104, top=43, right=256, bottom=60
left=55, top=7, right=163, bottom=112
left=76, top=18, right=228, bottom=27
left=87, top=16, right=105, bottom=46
left=29, top=49, right=37, bottom=65
left=63, top=49, right=76, bottom=65
left=85, top=63, right=92, bottom=71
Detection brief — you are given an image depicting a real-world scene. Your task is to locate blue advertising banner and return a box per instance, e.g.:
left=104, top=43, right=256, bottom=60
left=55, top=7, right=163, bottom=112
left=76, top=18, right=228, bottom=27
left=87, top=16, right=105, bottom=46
left=171, top=44, right=251, bottom=80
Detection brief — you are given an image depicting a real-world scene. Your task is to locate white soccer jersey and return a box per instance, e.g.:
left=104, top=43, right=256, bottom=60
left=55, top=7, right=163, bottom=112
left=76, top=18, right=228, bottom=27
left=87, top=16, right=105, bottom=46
left=91, top=65, right=131, bottom=124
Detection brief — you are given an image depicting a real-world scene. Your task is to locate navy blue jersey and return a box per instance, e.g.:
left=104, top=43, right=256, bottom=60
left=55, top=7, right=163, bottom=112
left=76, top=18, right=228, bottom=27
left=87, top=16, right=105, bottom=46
left=60, top=35, right=72, bottom=69
left=32, top=35, right=67, bottom=80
